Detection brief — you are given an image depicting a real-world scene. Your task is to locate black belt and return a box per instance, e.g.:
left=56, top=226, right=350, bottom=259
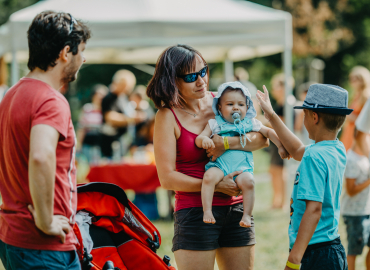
left=289, top=237, right=341, bottom=257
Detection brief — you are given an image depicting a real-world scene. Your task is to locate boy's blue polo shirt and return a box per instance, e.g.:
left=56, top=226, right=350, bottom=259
left=288, top=140, right=346, bottom=249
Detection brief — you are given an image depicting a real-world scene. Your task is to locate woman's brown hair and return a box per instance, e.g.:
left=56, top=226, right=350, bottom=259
left=146, top=44, right=208, bottom=109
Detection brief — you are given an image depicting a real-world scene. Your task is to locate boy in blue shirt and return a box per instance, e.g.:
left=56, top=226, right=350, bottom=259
left=256, top=84, right=353, bottom=270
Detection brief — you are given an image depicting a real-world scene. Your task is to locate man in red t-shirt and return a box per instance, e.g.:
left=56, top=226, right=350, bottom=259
left=0, top=11, right=90, bottom=269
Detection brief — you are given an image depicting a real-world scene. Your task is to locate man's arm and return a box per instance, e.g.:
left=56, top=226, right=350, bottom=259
left=256, top=86, right=306, bottom=161
left=28, top=124, right=71, bottom=243
left=285, top=200, right=322, bottom=269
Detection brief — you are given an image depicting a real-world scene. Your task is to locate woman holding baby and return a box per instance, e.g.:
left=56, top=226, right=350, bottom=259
left=146, top=44, right=269, bottom=270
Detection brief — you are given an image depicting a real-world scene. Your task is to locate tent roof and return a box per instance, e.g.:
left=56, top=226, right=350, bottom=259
left=0, top=0, right=292, bottom=63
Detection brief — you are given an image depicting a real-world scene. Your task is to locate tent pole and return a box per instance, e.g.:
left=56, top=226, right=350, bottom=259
left=283, top=49, right=293, bottom=131
left=11, top=24, right=19, bottom=86
left=224, top=58, right=234, bottom=82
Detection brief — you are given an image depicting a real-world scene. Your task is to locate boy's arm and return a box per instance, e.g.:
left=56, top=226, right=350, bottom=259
left=256, top=86, right=306, bottom=161
left=346, top=178, right=370, bottom=197
left=195, top=124, right=213, bottom=148
left=285, top=200, right=322, bottom=269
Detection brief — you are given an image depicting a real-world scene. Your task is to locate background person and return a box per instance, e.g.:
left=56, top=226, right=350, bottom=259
left=355, top=96, right=370, bottom=159
left=100, top=69, right=146, bottom=159
left=341, top=66, right=370, bottom=151
left=76, top=84, right=108, bottom=164
left=147, top=44, right=269, bottom=270
left=267, top=73, right=295, bottom=209
left=341, top=129, right=370, bottom=270
left=0, top=11, right=90, bottom=269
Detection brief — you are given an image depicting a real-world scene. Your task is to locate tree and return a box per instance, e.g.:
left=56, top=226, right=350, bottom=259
left=249, top=0, right=370, bottom=85
left=0, top=0, right=39, bottom=26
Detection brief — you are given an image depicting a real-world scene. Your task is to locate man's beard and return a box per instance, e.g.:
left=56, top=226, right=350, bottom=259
left=61, top=57, right=79, bottom=85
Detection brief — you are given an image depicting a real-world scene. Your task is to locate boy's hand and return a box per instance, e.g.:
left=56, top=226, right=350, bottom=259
left=278, top=146, right=291, bottom=159
left=256, top=85, right=275, bottom=121
left=202, top=137, right=215, bottom=150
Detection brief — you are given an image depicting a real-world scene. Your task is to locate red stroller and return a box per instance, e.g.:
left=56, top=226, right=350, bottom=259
left=73, top=182, right=176, bottom=270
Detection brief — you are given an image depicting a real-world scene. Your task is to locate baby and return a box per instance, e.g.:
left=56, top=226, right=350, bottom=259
left=195, top=82, right=290, bottom=227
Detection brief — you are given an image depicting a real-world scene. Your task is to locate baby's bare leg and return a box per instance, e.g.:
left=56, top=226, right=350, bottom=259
left=202, top=167, right=224, bottom=224
left=235, top=172, right=255, bottom=228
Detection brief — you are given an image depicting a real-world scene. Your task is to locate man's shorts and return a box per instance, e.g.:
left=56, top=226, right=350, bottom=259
left=343, top=215, right=370, bottom=255
left=300, top=238, right=348, bottom=270
left=172, top=203, right=256, bottom=252
left=0, top=240, right=81, bottom=270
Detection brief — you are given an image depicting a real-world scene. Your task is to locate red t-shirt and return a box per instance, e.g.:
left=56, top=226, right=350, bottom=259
left=0, top=78, right=77, bottom=251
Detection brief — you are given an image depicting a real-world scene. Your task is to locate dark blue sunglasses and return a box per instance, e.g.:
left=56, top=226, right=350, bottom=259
left=178, top=66, right=208, bottom=83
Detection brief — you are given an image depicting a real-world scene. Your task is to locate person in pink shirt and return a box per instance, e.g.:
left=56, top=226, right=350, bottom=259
left=0, top=11, right=90, bottom=269
left=147, top=44, right=269, bottom=270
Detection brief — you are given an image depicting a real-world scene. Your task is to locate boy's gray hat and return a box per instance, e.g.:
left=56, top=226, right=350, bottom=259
left=212, top=81, right=257, bottom=119
left=294, top=84, right=353, bottom=115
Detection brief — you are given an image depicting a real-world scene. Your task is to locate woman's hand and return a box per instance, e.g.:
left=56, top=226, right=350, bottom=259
left=207, top=135, right=225, bottom=161
left=256, top=85, right=275, bottom=121
left=215, top=170, right=243, bottom=196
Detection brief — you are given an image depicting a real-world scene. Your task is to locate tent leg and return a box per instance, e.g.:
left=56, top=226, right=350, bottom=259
left=283, top=48, right=293, bottom=132
left=224, top=59, right=234, bottom=82
left=11, top=48, right=19, bottom=86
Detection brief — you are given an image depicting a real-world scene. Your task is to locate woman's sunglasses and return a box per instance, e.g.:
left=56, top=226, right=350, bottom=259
left=178, top=66, right=208, bottom=83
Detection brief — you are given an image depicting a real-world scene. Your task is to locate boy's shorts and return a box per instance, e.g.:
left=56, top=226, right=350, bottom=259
left=343, top=215, right=370, bottom=255
left=300, top=237, right=347, bottom=270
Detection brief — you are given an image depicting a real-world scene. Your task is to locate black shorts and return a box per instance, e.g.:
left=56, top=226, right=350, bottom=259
left=172, top=203, right=256, bottom=252
left=269, top=143, right=284, bottom=167
left=300, top=238, right=348, bottom=270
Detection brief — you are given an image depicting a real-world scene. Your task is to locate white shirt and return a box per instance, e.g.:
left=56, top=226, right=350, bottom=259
left=341, top=149, right=370, bottom=216
left=356, top=98, right=370, bottom=134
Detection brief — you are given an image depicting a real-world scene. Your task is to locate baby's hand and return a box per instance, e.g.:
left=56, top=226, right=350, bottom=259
left=202, top=138, right=215, bottom=150
left=278, top=146, right=290, bottom=159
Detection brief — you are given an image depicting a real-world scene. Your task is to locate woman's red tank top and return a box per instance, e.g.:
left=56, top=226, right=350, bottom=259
left=170, top=105, right=243, bottom=211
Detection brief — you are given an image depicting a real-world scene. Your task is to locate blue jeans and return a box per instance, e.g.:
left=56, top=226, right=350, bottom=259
left=0, top=240, right=81, bottom=270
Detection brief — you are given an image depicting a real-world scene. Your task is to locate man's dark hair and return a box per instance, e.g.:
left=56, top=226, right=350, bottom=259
left=314, top=111, right=346, bottom=132
left=27, top=11, right=91, bottom=71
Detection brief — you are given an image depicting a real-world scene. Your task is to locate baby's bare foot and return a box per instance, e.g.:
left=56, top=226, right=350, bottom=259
left=239, top=215, right=252, bottom=228
left=203, top=210, right=216, bottom=224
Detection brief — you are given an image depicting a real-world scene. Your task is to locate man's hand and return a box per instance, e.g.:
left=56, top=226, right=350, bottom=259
left=215, top=170, right=242, bottom=196
left=207, top=135, right=225, bottom=161
left=28, top=205, right=71, bottom=243
left=202, top=137, right=215, bottom=150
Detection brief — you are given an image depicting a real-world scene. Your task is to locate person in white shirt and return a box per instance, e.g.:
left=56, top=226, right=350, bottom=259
left=355, top=98, right=370, bottom=158
left=341, top=128, right=370, bottom=270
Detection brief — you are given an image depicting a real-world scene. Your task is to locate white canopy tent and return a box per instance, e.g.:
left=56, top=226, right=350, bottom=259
left=0, top=0, right=294, bottom=130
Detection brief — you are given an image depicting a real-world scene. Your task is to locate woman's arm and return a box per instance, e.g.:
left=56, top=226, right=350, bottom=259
left=207, top=132, right=269, bottom=161
left=346, top=178, right=370, bottom=197
left=154, top=109, right=240, bottom=196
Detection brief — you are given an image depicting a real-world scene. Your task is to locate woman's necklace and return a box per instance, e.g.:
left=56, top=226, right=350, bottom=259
left=181, top=108, right=198, bottom=117
left=181, top=105, right=200, bottom=118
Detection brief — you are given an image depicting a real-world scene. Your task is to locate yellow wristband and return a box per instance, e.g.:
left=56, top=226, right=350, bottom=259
left=223, top=136, right=229, bottom=150
left=286, top=260, right=300, bottom=269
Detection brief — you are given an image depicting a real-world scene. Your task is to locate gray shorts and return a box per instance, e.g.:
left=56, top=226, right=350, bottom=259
left=172, top=203, right=256, bottom=252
